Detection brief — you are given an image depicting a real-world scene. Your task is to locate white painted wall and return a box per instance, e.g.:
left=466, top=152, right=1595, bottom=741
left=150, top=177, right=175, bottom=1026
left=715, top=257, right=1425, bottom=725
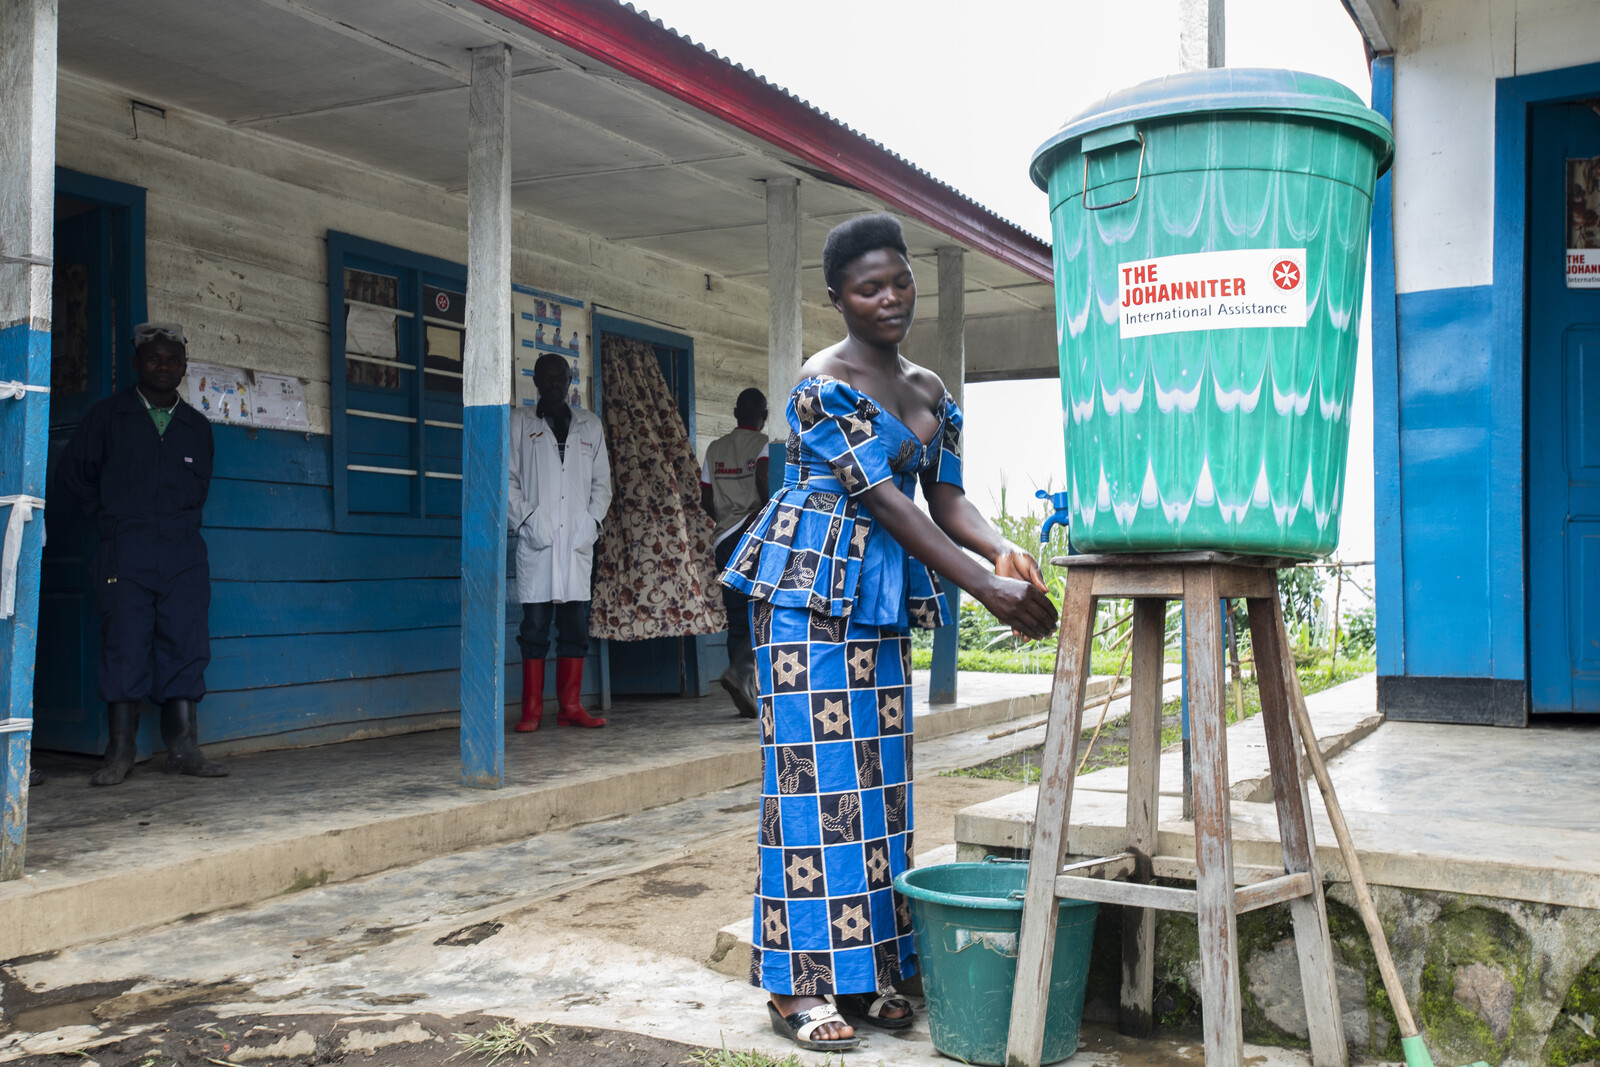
left=1392, top=0, right=1600, bottom=294
left=54, top=72, right=838, bottom=452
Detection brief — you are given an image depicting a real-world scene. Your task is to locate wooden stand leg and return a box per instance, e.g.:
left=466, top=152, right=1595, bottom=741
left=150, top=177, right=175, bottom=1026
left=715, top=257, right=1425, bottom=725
left=1251, top=595, right=1349, bottom=1067
left=1183, top=568, right=1244, bottom=1067
left=1120, top=597, right=1165, bottom=1037
left=1005, top=569, right=1098, bottom=1067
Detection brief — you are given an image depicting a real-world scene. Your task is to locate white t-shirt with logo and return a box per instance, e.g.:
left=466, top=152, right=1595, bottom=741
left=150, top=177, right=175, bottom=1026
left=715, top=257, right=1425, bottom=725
left=701, top=427, right=769, bottom=548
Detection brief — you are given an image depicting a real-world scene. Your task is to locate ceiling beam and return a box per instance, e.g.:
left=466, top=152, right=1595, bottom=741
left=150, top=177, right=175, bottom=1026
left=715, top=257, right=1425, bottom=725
left=236, top=0, right=780, bottom=215
left=230, top=64, right=559, bottom=127
left=246, top=0, right=469, bottom=82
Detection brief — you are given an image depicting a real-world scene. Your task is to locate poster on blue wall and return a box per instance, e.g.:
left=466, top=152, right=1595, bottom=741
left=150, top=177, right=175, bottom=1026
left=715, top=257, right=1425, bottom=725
left=511, top=284, right=588, bottom=409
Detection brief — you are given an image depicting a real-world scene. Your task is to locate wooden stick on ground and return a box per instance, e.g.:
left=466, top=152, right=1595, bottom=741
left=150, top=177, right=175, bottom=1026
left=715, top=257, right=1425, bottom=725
left=1283, top=657, right=1421, bottom=1042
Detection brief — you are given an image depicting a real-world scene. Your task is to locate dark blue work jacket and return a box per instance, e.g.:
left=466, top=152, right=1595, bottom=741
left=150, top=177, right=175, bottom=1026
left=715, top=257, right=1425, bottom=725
left=57, top=387, right=214, bottom=581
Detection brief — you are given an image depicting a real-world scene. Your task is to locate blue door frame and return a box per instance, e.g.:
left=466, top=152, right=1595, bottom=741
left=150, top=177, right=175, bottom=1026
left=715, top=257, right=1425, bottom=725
left=35, top=169, right=148, bottom=755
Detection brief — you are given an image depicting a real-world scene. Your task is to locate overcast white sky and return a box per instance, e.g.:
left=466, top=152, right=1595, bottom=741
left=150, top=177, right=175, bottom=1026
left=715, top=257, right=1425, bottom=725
left=641, top=0, right=1377, bottom=562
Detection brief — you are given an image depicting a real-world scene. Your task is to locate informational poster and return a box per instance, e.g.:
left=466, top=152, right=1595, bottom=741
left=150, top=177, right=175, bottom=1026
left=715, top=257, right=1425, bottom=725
left=185, top=362, right=253, bottom=425
left=1117, top=248, right=1308, bottom=339
left=1567, top=157, right=1600, bottom=289
left=250, top=372, right=311, bottom=431
left=511, top=284, right=588, bottom=409
left=344, top=304, right=398, bottom=359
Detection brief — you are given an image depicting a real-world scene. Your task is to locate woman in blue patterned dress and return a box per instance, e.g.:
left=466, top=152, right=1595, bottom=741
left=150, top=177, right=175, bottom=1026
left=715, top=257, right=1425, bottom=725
left=721, top=214, right=1058, bottom=1051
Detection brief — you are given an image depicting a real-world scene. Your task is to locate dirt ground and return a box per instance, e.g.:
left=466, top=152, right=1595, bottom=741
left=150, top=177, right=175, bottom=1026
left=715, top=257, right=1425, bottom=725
left=5, top=1007, right=705, bottom=1067
left=506, top=774, right=1020, bottom=967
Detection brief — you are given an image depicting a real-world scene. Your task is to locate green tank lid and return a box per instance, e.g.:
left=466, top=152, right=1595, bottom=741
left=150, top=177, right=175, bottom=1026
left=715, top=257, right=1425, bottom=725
left=1029, top=67, right=1394, bottom=191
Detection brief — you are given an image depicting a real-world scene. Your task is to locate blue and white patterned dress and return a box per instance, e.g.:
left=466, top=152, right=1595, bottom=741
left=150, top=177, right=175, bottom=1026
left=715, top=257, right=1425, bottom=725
left=720, top=374, right=963, bottom=997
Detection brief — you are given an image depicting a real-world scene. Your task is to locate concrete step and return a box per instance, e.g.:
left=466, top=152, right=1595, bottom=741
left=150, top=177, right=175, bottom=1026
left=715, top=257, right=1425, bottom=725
left=952, top=674, right=1600, bottom=910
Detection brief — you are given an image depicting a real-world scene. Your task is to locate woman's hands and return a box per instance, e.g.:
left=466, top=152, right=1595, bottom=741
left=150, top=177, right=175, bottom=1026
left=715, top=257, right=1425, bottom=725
left=996, top=542, right=1049, bottom=593
left=983, top=542, right=1058, bottom=642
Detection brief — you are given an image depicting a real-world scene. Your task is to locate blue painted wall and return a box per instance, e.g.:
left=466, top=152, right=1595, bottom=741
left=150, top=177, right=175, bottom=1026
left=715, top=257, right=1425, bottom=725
left=172, top=425, right=593, bottom=751
left=1393, top=286, right=1497, bottom=678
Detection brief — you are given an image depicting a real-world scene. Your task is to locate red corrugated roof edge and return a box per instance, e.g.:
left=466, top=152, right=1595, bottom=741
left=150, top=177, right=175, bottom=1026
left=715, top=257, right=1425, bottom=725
left=471, top=0, right=1054, bottom=283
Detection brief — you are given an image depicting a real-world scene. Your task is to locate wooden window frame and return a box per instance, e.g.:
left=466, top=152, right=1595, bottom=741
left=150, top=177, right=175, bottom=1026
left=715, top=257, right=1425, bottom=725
left=328, top=231, right=467, bottom=535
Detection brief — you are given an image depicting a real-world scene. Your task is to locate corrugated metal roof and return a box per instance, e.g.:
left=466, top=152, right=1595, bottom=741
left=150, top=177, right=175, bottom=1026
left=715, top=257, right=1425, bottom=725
left=622, top=2, right=1039, bottom=238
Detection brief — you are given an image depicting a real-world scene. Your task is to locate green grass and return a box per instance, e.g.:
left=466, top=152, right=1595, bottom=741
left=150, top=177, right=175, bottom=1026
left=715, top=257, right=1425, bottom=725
left=909, top=646, right=1129, bottom=675
left=455, top=1021, right=556, bottom=1064
left=940, top=653, right=1375, bottom=784
left=686, top=1041, right=843, bottom=1067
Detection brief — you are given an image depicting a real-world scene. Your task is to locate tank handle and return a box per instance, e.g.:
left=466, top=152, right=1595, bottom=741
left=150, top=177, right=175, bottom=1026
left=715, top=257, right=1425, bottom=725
left=1082, top=124, right=1145, bottom=211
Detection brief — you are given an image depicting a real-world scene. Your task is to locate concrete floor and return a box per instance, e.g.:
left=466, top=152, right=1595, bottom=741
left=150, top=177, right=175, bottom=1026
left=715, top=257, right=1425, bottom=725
left=4, top=671, right=1054, bottom=961
left=0, top=707, right=1316, bottom=1067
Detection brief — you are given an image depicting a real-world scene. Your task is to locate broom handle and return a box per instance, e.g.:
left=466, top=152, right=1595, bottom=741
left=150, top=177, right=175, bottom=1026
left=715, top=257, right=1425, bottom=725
left=1284, top=665, right=1420, bottom=1040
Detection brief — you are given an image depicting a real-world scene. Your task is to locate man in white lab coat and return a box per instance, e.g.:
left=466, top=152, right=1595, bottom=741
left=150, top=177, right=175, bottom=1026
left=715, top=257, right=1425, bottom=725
left=510, top=353, right=612, bottom=731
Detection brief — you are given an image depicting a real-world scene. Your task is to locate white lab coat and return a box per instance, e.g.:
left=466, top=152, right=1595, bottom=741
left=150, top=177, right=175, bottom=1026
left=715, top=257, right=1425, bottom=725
left=509, top=405, right=612, bottom=604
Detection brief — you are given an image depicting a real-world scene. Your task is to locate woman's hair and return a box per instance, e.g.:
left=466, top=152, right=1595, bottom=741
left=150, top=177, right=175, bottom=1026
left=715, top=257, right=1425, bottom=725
left=822, top=213, right=908, bottom=293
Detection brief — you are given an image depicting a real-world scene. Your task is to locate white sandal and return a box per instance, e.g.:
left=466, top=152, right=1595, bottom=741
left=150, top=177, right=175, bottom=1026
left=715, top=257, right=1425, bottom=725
left=834, top=989, right=914, bottom=1030
left=767, top=1000, right=861, bottom=1051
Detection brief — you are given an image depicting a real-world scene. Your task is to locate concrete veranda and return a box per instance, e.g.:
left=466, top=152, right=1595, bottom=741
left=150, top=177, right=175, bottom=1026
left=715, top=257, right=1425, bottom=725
left=956, top=675, right=1600, bottom=912
left=5, top=670, right=1053, bottom=962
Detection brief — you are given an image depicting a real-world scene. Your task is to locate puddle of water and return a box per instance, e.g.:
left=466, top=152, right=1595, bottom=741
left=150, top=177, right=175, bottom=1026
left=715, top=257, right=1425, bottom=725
left=9, top=995, right=104, bottom=1033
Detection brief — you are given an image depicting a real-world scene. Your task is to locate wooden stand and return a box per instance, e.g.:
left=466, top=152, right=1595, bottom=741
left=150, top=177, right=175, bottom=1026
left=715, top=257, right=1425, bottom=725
left=1003, top=553, right=1347, bottom=1067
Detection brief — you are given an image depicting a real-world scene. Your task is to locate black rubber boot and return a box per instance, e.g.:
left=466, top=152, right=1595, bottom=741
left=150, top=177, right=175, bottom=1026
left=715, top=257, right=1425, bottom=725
left=28, top=769, right=43, bottom=787
left=160, top=699, right=229, bottom=777
left=90, top=701, right=140, bottom=786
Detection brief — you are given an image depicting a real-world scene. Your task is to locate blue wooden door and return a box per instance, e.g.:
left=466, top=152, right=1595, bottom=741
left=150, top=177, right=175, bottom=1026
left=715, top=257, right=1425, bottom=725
left=35, top=203, right=117, bottom=752
left=1529, top=102, right=1600, bottom=713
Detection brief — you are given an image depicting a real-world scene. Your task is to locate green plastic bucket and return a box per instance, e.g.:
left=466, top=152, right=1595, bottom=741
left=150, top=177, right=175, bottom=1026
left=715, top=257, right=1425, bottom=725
left=895, top=862, right=1098, bottom=1066
left=1030, top=69, right=1394, bottom=557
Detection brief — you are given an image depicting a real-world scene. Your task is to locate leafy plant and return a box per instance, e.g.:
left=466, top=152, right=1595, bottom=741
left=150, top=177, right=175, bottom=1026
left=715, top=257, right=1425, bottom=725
left=1277, top=565, right=1327, bottom=643
left=1342, top=605, right=1376, bottom=654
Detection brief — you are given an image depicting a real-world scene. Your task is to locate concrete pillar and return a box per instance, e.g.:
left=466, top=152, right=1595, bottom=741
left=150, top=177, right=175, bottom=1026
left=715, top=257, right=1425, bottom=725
left=459, top=43, right=512, bottom=790
left=1179, top=0, right=1225, bottom=71
left=936, top=247, right=966, bottom=406
left=929, top=248, right=966, bottom=705
left=766, top=178, right=802, bottom=467
left=0, top=0, right=56, bottom=879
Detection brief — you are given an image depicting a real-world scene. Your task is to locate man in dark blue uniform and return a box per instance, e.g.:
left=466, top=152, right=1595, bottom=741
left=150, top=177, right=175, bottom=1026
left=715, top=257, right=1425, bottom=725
left=58, top=322, right=228, bottom=786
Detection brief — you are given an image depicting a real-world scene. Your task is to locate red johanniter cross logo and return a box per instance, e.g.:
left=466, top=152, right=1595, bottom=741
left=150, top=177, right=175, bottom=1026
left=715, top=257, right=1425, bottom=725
left=1272, top=260, right=1302, bottom=291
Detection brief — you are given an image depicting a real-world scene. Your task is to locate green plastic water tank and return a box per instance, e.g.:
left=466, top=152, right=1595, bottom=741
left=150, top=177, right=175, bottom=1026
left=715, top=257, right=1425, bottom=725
left=1031, top=68, right=1394, bottom=556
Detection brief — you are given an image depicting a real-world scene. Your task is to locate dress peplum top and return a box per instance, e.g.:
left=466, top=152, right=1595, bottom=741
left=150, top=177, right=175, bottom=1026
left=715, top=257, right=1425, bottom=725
left=720, top=375, right=964, bottom=632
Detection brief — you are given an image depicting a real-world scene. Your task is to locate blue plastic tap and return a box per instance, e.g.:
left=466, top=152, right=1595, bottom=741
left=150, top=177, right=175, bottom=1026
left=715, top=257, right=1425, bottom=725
left=1036, top=489, right=1072, bottom=544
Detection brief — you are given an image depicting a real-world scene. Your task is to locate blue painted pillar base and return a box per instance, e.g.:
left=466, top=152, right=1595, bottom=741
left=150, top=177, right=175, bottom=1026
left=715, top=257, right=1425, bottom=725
left=460, top=404, right=509, bottom=789
left=0, top=323, right=51, bottom=875
left=929, top=589, right=960, bottom=705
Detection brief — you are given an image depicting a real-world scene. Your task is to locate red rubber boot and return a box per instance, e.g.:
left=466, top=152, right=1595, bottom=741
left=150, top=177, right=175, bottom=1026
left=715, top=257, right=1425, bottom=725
left=555, top=657, right=605, bottom=728
left=516, top=658, right=545, bottom=732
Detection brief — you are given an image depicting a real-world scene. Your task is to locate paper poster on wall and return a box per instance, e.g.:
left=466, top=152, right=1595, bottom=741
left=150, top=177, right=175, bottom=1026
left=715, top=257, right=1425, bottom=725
left=1567, top=158, right=1600, bottom=289
left=511, top=284, right=588, bottom=409
left=345, top=304, right=398, bottom=358
left=185, top=362, right=253, bottom=425
left=250, top=373, right=311, bottom=431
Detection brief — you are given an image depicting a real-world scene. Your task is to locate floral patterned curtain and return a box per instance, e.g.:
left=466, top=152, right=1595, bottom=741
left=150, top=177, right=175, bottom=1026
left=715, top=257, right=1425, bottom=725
left=590, top=334, right=726, bottom=640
